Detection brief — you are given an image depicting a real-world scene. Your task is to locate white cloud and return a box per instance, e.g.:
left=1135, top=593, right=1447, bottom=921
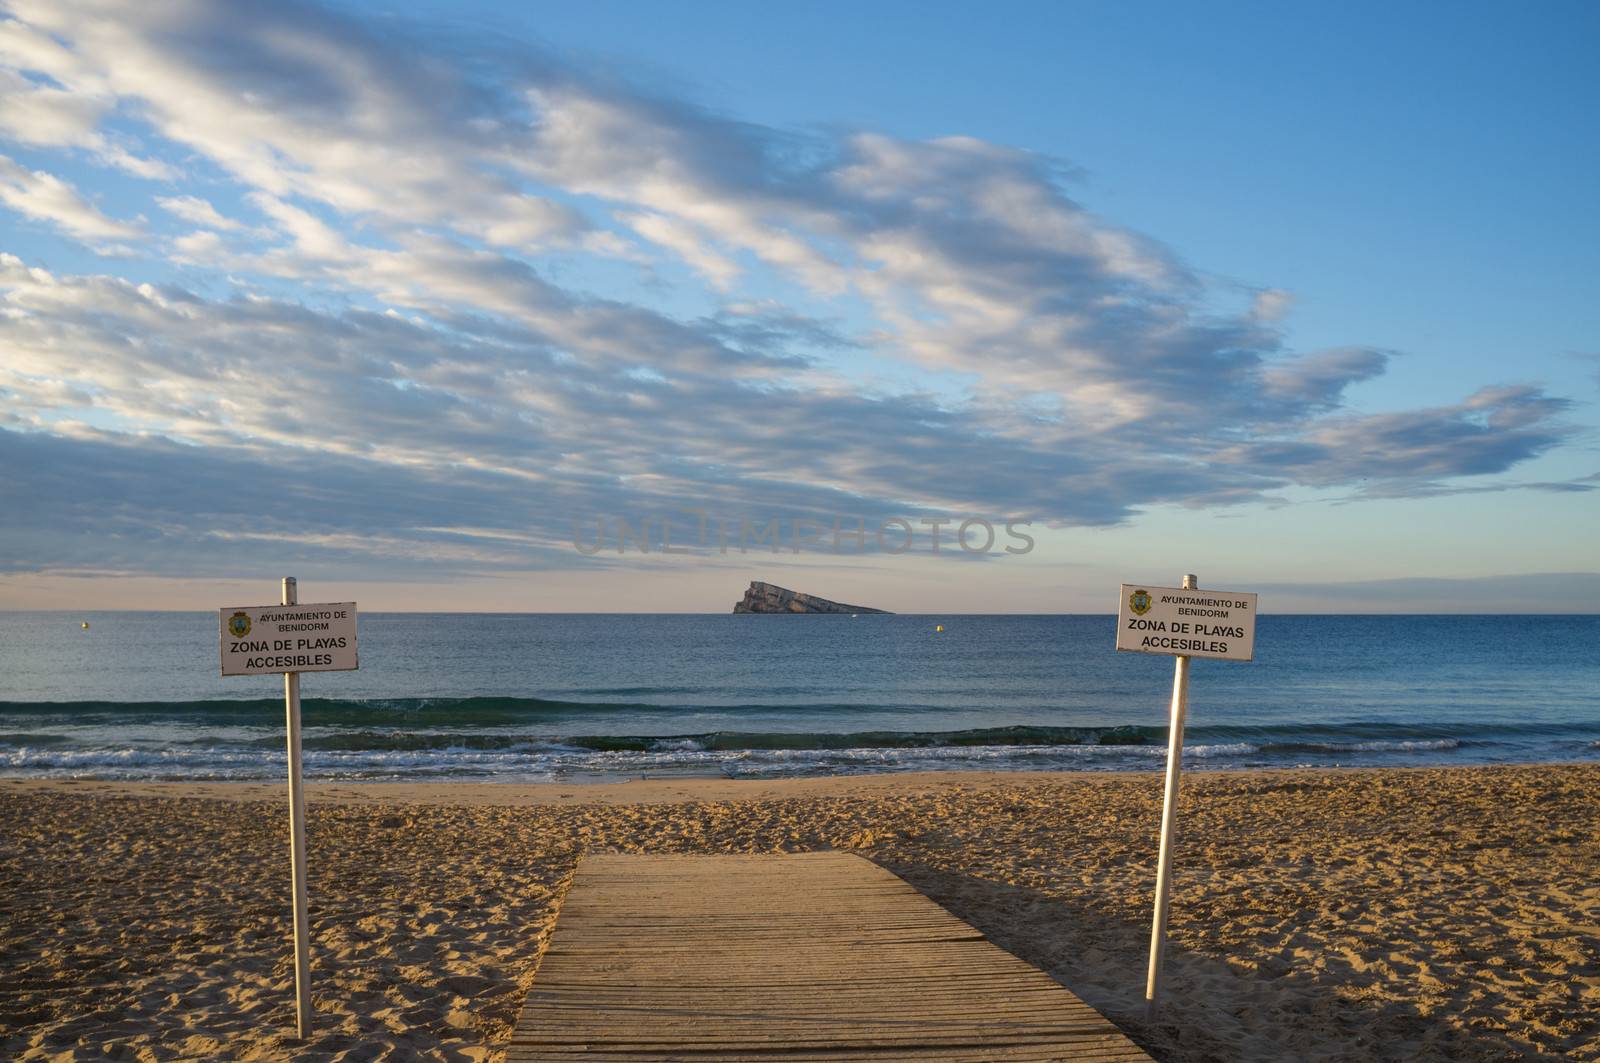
left=453, top=194, right=591, bottom=250
left=0, top=66, right=173, bottom=180
left=1261, top=347, right=1388, bottom=409
left=622, top=211, right=741, bottom=288
left=1251, top=287, right=1294, bottom=322
left=0, top=154, right=141, bottom=242
left=0, top=67, right=106, bottom=146
left=248, top=192, right=354, bottom=261
left=171, top=228, right=225, bottom=259
left=2, top=0, right=596, bottom=253
left=0, top=254, right=1569, bottom=539
left=0, top=1, right=1580, bottom=582
left=156, top=194, right=246, bottom=231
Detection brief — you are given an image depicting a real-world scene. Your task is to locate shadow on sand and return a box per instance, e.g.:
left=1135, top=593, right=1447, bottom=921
left=871, top=860, right=1539, bottom=1063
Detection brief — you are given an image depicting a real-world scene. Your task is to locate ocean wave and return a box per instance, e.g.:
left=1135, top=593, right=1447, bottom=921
left=0, top=728, right=1572, bottom=782
left=0, top=732, right=72, bottom=747
left=0, top=737, right=1230, bottom=781
left=0, top=746, right=266, bottom=772
left=0, top=696, right=665, bottom=726
left=1260, top=738, right=1463, bottom=754
left=275, top=732, right=587, bottom=753
left=567, top=724, right=1156, bottom=752
left=1186, top=742, right=1260, bottom=758
left=0, top=696, right=974, bottom=727
left=3, top=702, right=1594, bottom=781
left=5, top=702, right=1593, bottom=747
left=647, top=737, right=709, bottom=752
left=0, top=720, right=1578, bottom=761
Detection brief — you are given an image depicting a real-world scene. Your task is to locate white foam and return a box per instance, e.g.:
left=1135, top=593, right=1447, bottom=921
left=647, top=737, right=709, bottom=752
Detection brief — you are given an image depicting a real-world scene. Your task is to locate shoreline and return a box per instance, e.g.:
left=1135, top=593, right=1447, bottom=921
left=2, top=759, right=1594, bottom=805
left=4, top=763, right=1597, bottom=1061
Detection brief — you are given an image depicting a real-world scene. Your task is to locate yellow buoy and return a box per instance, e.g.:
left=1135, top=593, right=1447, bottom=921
left=935, top=624, right=943, bottom=633
left=81, top=621, right=89, bottom=629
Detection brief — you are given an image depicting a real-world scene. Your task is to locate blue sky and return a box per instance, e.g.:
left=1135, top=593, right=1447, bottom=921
left=0, top=0, right=1595, bottom=611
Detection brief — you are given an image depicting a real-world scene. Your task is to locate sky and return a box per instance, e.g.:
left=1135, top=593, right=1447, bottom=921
left=0, top=0, right=1595, bottom=612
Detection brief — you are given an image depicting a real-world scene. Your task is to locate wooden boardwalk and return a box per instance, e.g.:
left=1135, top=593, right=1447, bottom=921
left=508, top=852, right=1153, bottom=1061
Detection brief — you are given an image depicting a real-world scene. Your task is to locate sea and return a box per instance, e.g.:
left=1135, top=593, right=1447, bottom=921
left=1, top=612, right=1597, bottom=782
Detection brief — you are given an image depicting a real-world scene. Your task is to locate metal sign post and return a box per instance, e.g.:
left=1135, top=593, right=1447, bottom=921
left=1113, top=573, right=1258, bottom=1022
left=219, top=578, right=359, bottom=1040
left=1144, top=575, right=1194, bottom=1022
left=281, top=576, right=313, bottom=1039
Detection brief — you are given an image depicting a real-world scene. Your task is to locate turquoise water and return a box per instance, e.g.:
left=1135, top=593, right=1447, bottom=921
left=1, top=612, right=1596, bottom=780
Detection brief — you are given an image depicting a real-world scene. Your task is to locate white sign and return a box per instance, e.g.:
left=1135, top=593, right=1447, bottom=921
left=220, top=602, right=359, bottom=676
left=1115, top=583, right=1257, bottom=661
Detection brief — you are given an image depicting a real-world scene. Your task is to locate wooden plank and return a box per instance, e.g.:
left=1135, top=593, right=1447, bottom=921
left=508, top=852, right=1152, bottom=1061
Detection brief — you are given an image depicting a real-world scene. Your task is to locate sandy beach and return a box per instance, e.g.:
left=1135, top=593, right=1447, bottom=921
left=2, top=764, right=1596, bottom=1062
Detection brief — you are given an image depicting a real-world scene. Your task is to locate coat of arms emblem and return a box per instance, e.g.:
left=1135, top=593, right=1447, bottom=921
left=227, top=611, right=252, bottom=638
left=1128, top=589, right=1152, bottom=616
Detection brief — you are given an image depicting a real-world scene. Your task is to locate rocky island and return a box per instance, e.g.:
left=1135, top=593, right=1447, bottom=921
left=733, top=581, right=891, bottom=614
